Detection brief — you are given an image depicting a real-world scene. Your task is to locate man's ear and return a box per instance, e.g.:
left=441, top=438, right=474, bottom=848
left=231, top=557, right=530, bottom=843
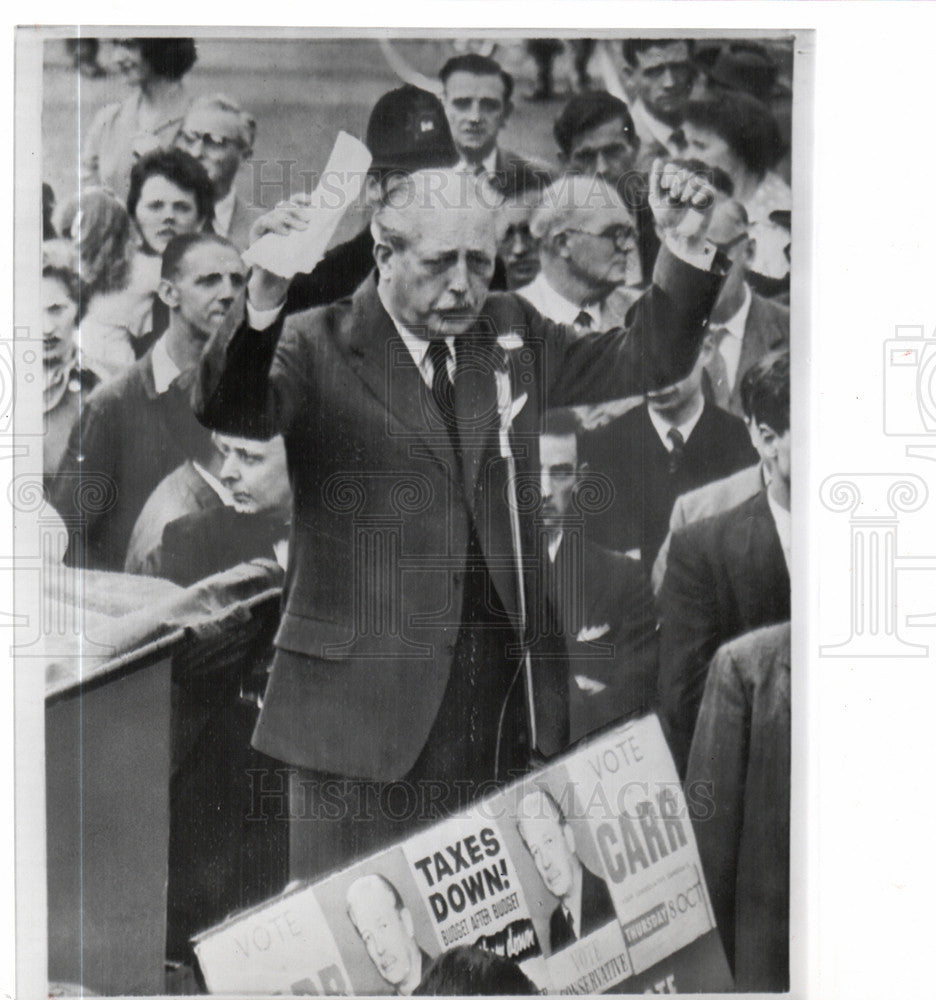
left=157, top=277, right=179, bottom=310
left=744, top=237, right=756, bottom=266
left=373, top=240, right=393, bottom=274
left=698, top=333, right=716, bottom=367
left=758, top=422, right=779, bottom=458
left=562, top=823, right=577, bottom=860
left=552, top=231, right=571, bottom=259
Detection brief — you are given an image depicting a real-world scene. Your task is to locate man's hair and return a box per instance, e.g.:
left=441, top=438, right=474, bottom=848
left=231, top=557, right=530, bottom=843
left=346, top=873, right=406, bottom=930
left=553, top=91, right=637, bottom=158
left=439, top=53, right=514, bottom=104
left=682, top=92, right=784, bottom=178
left=542, top=407, right=580, bottom=441
left=621, top=37, right=695, bottom=67
left=517, top=786, right=569, bottom=844
left=530, top=174, right=632, bottom=242
left=371, top=168, right=500, bottom=255
left=184, top=92, right=257, bottom=150
left=42, top=240, right=89, bottom=321
left=160, top=231, right=238, bottom=281
left=116, top=37, right=198, bottom=81
left=742, top=349, right=790, bottom=433
left=127, top=148, right=215, bottom=230
left=413, top=945, right=539, bottom=996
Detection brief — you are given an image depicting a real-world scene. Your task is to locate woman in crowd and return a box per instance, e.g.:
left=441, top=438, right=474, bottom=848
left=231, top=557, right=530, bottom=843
left=680, top=90, right=791, bottom=282
left=41, top=242, right=99, bottom=475
left=57, top=187, right=138, bottom=380
left=80, top=37, right=198, bottom=200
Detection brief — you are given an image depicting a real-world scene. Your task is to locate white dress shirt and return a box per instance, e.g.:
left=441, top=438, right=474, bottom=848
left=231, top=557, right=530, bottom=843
left=767, top=489, right=791, bottom=574
left=150, top=334, right=182, bottom=394
left=456, top=148, right=498, bottom=176
left=708, top=282, right=752, bottom=392
left=212, top=186, right=238, bottom=238
left=516, top=272, right=603, bottom=332
left=630, top=98, right=685, bottom=158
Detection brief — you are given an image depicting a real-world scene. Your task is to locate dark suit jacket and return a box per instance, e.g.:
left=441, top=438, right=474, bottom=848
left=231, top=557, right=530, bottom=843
left=48, top=352, right=212, bottom=571
left=194, top=244, right=722, bottom=780
left=581, top=402, right=758, bottom=567
left=725, top=291, right=789, bottom=417
left=686, top=622, right=790, bottom=991
left=158, top=505, right=288, bottom=587
left=548, top=864, right=616, bottom=951
left=549, top=536, right=659, bottom=742
left=658, top=489, right=790, bottom=774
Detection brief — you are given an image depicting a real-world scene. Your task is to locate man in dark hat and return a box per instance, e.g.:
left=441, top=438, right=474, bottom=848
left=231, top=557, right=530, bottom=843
left=251, top=84, right=460, bottom=315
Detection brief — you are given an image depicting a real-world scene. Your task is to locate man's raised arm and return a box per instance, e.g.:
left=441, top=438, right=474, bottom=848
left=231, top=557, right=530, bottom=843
left=540, top=161, right=729, bottom=406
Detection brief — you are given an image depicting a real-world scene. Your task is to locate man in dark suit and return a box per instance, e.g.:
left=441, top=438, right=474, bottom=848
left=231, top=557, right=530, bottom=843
left=659, top=350, right=790, bottom=774
left=517, top=787, right=616, bottom=951
left=49, top=232, right=244, bottom=570
left=537, top=410, right=659, bottom=742
left=581, top=330, right=758, bottom=569
left=440, top=53, right=552, bottom=198
left=703, top=195, right=789, bottom=416
left=195, top=162, right=725, bottom=879
left=686, top=622, right=790, bottom=992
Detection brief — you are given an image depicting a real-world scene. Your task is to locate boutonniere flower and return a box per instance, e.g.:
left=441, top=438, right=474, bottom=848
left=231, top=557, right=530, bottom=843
left=494, top=368, right=527, bottom=458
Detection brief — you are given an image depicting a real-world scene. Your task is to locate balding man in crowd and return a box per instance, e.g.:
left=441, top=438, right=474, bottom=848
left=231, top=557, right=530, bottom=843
left=196, top=162, right=725, bottom=879
left=346, top=874, right=431, bottom=996
left=517, top=174, right=644, bottom=332
left=176, top=93, right=262, bottom=251
left=50, top=232, right=244, bottom=570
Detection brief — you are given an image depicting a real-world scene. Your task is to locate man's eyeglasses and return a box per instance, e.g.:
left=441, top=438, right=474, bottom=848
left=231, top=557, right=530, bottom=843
left=178, top=130, right=243, bottom=152
left=564, top=224, right=635, bottom=252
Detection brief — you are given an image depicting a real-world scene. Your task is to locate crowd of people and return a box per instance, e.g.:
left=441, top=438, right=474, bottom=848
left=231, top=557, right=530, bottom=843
left=42, top=36, right=793, bottom=993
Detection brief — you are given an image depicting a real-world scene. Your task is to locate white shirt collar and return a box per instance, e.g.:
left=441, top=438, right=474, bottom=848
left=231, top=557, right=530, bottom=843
left=457, top=147, right=498, bottom=175
left=212, top=186, right=238, bottom=238
left=377, top=285, right=455, bottom=386
left=630, top=97, right=682, bottom=154
left=647, top=396, right=706, bottom=450
left=150, top=335, right=181, bottom=394
left=517, top=272, right=599, bottom=330
left=712, top=282, right=753, bottom=343
left=767, top=489, right=791, bottom=574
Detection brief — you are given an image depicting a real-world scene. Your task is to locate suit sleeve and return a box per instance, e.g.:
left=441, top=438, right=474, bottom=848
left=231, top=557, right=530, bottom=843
left=193, top=305, right=314, bottom=440
left=537, top=244, right=724, bottom=407
left=684, top=642, right=748, bottom=968
left=658, top=522, right=723, bottom=775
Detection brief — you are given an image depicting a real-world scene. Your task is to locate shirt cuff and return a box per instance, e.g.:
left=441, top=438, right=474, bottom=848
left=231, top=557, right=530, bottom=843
left=246, top=299, right=284, bottom=331
left=663, top=234, right=718, bottom=271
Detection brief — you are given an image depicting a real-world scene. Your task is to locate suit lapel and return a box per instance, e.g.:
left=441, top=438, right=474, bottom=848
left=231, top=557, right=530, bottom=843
left=343, top=283, right=463, bottom=488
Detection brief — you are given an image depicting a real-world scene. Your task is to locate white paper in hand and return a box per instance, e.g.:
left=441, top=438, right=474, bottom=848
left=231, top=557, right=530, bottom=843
left=242, top=130, right=372, bottom=278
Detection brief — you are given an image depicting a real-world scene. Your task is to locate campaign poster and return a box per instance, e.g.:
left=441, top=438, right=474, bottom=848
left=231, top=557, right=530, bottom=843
left=562, top=715, right=718, bottom=975
left=314, top=846, right=442, bottom=996
left=399, top=810, right=551, bottom=991
left=192, top=880, right=352, bottom=996
left=494, top=768, right=633, bottom=995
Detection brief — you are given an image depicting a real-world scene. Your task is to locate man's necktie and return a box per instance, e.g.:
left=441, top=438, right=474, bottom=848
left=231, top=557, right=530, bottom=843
left=667, top=426, right=685, bottom=474
left=565, top=907, right=576, bottom=940
left=427, top=338, right=456, bottom=436
left=574, top=310, right=593, bottom=335
left=669, top=127, right=687, bottom=153
left=705, top=326, right=732, bottom=410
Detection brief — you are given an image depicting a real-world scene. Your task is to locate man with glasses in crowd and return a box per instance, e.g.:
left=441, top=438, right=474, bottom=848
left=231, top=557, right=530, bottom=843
left=176, top=93, right=262, bottom=251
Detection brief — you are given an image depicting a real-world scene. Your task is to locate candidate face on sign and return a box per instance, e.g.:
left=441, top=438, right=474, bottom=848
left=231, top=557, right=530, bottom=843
left=516, top=789, right=582, bottom=904
left=346, top=874, right=427, bottom=996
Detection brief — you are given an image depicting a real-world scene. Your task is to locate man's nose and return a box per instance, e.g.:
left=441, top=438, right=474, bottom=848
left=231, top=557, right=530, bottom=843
left=661, top=66, right=677, bottom=89
left=448, top=258, right=470, bottom=297
left=510, top=232, right=528, bottom=257
left=595, top=151, right=611, bottom=177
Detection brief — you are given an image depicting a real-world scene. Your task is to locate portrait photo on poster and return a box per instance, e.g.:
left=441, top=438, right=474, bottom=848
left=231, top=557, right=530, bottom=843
left=11, top=23, right=806, bottom=998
